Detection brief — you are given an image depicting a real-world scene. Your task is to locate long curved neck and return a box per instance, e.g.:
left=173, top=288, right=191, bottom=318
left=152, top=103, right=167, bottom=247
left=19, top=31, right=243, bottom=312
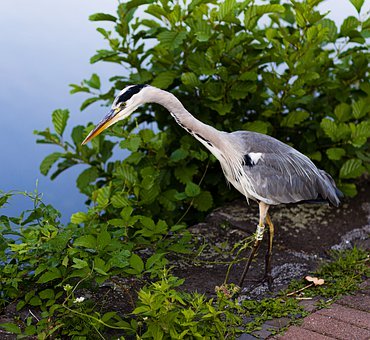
left=145, top=87, right=220, bottom=148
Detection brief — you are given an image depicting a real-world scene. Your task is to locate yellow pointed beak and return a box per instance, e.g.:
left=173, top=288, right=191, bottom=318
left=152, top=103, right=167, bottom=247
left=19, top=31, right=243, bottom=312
left=82, top=109, right=120, bottom=145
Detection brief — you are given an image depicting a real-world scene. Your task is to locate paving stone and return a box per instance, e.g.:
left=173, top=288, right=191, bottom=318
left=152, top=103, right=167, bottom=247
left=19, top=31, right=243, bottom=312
left=301, top=312, right=370, bottom=340
left=276, top=326, right=334, bottom=339
left=264, top=317, right=291, bottom=329
left=252, top=323, right=278, bottom=339
left=317, top=303, right=370, bottom=330
left=298, top=298, right=318, bottom=313
left=237, top=333, right=259, bottom=340
left=336, top=293, right=370, bottom=312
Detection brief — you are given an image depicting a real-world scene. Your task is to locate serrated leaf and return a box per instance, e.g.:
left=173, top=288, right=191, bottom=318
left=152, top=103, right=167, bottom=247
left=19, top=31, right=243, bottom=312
left=326, top=148, right=346, bottom=160
left=193, top=190, right=213, bottom=211
left=96, top=186, right=110, bottom=206
left=115, top=164, right=137, bottom=184
left=181, top=72, right=200, bottom=87
left=74, top=235, right=97, bottom=249
left=340, top=16, right=360, bottom=36
left=157, top=30, right=187, bottom=50
left=281, top=111, right=309, bottom=128
left=109, top=249, right=131, bottom=268
left=40, top=152, right=63, bottom=176
left=218, top=0, right=236, bottom=21
left=334, top=103, right=351, bottom=122
left=76, top=167, right=99, bottom=192
left=70, top=212, right=88, bottom=224
left=349, top=0, right=365, bottom=13
left=185, top=182, right=201, bottom=197
left=89, top=13, right=117, bottom=22
left=52, top=109, right=69, bottom=136
left=151, top=71, right=178, bottom=89
left=244, top=4, right=285, bottom=30
left=175, top=165, right=198, bottom=184
left=350, top=121, right=370, bottom=147
left=170, top=148, right=189, bottom=162
left=111, top=194, right=130, bottom=208
left=339, top=159, right=365, bottom=179
left=352, top=99, right=367, bottom=119
left=320, top=19, right=337, bottom=41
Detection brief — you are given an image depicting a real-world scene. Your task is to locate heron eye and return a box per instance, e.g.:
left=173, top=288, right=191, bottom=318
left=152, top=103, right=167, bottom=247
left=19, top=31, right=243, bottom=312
left=119, top=102, right=126, bottom=108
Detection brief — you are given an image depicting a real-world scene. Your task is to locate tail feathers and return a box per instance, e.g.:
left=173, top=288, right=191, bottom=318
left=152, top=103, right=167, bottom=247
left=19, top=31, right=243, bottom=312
left=319, top=170, right=343, bottom=207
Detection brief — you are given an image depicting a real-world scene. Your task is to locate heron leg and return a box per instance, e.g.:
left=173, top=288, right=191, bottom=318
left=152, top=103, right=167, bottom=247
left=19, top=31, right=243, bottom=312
left=264, top=213, right=274, bottom=290
left=238, top=202, right=269, bottom=287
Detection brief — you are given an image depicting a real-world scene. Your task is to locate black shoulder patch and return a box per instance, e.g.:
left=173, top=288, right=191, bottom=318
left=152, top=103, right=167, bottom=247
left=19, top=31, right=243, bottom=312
left=243, top=154, right=254, bottom=167
left=195, top=133, right=213, bottom=147
left=116, top=84, right=147, bottom=104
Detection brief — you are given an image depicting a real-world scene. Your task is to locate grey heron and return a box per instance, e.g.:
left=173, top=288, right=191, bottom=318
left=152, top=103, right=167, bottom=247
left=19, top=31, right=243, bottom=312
left=82, top=84, right=342, bottom=288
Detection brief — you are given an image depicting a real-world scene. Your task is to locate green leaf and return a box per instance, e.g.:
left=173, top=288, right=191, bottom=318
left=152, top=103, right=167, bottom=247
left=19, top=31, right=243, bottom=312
left=74, top=235, right=97, bottom=249
left=0, top=323, right=22, bottom=335
left=174, top=165, right=198, bottom=184
left=339, top=159, right=365, bottom=179
left=85, top=73, right=101, bottom=90
left=218, top=0, right=236, bottom=21
left=281, top=111, right=309, bottom=128
left=170, top=148, right=189, bottom=162
left=40, top=152, right=63, bottom=176
left=96, top=186, right=110, bottom=206
left=151, top=71, right=178, bottom=89
left=243, top=121, right=270, bottom=134
left=338, top=183, right=357, bottom=197
left=185, top=182, right=201, bottom=197
left=326, top=148, right=346, bottom=160
left=39, top=289, right=55, bottom=300
left=349, top=0, right=365, bottom=13
left=193, top=190, right=213, bottom=211
left=157, top=30, right=187, bottom=50
left=97, top=228, right=111, bottom=250
left=350, top=121, right=370, bottom=148
left=52, top=109, right=69, bottom=136
left=340, top=16, right=360, bottom=36
left=181, top=72, right=200, bottom=87
left=89, top=13, right=117, bottom=22
left=111, top=194, right=130, bottom=208
left=352, top=99, right=368, bottom=119
left=334, top=103, right=351, bottom=122
left=76, top=167, right=99, bottom=191
left=37, top=268, right=62, bottom=283
left=70, top=212, right=88, bottom=224
left=129, top=253, right=144, bottom=274
left=72, top=258, right=89, bottom=269
left=80, top=97, right=100, bottom=111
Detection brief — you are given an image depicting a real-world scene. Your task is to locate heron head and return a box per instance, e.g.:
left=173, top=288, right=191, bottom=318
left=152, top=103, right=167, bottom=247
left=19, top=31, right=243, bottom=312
left=81, top=84, right=148, bottom=145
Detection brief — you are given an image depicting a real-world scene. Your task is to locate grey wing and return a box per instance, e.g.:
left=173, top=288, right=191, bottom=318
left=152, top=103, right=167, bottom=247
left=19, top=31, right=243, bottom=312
left=231, top=131, right=341, bottom=206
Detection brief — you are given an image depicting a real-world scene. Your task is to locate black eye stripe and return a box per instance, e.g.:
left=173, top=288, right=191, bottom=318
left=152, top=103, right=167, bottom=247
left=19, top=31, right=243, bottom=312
left=116, top=84, right=147, bottom=104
